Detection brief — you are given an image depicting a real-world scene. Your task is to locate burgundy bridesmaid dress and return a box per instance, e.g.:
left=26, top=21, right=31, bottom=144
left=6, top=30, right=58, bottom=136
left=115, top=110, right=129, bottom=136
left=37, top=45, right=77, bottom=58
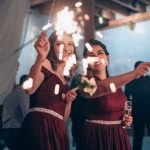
left=77, top=88, right=131, bottom=150
left=19, top=66, right=70, bottom=150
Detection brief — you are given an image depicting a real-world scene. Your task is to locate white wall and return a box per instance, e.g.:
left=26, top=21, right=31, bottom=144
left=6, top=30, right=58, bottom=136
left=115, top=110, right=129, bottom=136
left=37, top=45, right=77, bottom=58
left=98, top=20, right=150, bottom=76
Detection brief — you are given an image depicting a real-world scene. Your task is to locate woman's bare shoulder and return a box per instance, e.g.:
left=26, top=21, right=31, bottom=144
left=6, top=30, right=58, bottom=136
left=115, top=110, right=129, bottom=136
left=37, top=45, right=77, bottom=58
left=42, top=59, right=53, bottom=72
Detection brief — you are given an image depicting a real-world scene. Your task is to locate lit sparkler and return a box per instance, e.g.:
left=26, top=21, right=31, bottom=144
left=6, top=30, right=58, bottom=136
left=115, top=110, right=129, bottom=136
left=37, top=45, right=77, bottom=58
left=54, top=6, right=83, bottom=47
left=59, top=44, right=64, bottom=60
left=42, top=0, right=55, bottom=31
left=85, top=43, right=93, bottom=52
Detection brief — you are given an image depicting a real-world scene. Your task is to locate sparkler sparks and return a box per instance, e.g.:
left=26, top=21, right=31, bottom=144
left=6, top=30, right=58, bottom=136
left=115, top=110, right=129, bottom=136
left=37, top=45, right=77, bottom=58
left=100, top=58, right=105, bottom=64
left=110, top=82, right=117, bottom=93
left=63, top=54, right=76, bottom=77
left=87, top=57, right=99, bottom=64
left=54, top=84, right=60, bottom=95
left=75, top=1, right=83, bottom=8
left=82, top=58, right=88, bottom=75
left=55, top=7, right=76, bottom=35
left=59, top=44, right=64, bottom=60
left=96, top=31, right=103, bottom=38
left=85, top=43, right=93, bottom=52
left=54, top=6, right=83, bottom=47
left=22, top=78, right=33, bottom=90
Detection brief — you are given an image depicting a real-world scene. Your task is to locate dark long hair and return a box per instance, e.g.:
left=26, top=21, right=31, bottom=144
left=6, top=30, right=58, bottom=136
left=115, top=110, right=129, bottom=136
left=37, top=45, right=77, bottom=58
left=46, top=31, right=58, bottom=70
left=83, top=39, right=110, bottom=77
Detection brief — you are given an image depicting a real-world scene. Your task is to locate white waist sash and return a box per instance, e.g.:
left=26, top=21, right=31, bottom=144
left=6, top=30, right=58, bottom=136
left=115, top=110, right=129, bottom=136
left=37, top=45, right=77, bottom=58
left=86, top=119, right=122, bottom=125
left=30, top=107, right=63, bottom=120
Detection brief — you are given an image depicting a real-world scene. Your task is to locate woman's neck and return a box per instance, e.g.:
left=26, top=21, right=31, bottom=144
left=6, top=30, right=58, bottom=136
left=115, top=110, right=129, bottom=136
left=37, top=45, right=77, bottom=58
left=94, top=69, right=107, bottom=80
left=56, top=62, right=65, bottom=75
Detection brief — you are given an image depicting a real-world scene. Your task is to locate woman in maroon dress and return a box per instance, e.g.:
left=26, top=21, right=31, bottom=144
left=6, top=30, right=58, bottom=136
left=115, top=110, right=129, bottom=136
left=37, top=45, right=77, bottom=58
left=19, top=31, right=77, bottom=150
left=74, top=39, right=150, bottom=150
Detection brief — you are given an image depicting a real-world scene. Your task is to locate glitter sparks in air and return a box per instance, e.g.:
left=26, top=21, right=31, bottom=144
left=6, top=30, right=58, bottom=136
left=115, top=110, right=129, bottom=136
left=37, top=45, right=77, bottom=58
left=55, top=6, right=83, bottom=47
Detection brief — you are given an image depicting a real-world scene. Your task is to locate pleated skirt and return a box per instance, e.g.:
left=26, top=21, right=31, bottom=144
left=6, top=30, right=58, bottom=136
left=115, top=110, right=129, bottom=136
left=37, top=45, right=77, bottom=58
left=77, top=121, right=131, bottom=150
left=19, top=112, right=69, bottom=150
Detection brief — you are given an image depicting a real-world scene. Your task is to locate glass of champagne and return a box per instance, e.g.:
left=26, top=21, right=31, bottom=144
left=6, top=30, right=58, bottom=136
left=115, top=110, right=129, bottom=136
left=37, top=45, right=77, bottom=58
left=123, top=101, right=132, bottom=129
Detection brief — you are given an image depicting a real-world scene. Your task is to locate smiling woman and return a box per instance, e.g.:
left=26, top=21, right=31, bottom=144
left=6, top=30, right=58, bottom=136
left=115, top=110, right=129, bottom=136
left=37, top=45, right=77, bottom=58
left=47, top=31, right=75, bottom=70
left=70, top=39, right=150, bottom=150
left=18, top=31, right=78, bottom=150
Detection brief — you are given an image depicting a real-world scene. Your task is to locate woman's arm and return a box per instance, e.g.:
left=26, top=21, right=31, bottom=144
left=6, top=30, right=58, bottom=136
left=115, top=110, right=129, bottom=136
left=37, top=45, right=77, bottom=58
left=63, top=88, right=77, bottom=122
left=64, top=101, right=73, bottom=122
left=26, top=32, right=50, bottom=95
left=81, top=62, right=150, bottom=98
left=26, top=58, right=50, bottom=95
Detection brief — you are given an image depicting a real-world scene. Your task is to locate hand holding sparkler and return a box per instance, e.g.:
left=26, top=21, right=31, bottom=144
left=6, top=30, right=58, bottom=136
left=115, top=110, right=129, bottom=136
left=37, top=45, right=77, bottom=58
left=133, top=62, right=150, bottom=78
left=34, top=32, right=50, bottom=62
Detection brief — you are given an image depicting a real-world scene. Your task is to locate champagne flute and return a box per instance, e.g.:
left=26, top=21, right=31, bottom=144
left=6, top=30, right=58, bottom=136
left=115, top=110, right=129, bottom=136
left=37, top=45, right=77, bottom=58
left=123, top=101, right=132, bottom=129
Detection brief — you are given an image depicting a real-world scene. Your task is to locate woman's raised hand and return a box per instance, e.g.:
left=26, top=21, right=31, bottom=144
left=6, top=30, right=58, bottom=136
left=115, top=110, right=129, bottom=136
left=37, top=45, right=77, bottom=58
left=134, top=62, right=150, bottom=78
left=34, top=32, right=50, bottom=61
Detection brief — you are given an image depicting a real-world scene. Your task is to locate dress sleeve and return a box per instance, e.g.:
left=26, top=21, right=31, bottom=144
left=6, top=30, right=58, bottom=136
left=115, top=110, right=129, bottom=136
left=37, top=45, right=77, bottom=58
left=41, top=66, right=53, bottom=77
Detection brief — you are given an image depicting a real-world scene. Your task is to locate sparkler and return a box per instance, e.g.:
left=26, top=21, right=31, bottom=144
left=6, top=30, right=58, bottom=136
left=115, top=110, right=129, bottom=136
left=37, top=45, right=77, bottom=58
left=71, top=54, right=77, bottom=65
left=42, top=23, right=52, bottom=31
left=42, top=0, right=56, bottom=31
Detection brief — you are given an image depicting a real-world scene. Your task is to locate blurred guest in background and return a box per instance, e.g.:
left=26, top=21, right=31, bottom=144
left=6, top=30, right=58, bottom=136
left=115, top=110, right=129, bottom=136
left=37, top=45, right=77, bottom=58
left=1, top=74, right=29, bottom=150
left=125, top=61, right=150, bottom=150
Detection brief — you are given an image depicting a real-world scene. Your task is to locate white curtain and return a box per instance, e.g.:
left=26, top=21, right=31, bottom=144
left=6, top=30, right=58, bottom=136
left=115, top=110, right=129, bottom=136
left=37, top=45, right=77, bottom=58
left=0, top=0, right=30, bottom=104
